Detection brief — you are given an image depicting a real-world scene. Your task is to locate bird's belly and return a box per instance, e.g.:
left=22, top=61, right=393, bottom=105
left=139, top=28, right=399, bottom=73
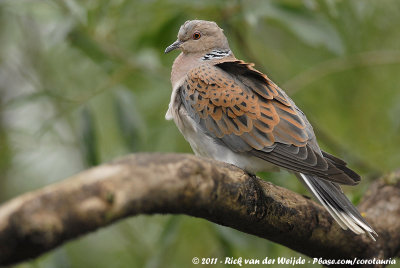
left=175, top=106, right=279, bottom=174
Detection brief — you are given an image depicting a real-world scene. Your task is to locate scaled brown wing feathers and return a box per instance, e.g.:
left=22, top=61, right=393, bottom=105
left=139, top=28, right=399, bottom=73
left=180, top=60, right=359, bottom=185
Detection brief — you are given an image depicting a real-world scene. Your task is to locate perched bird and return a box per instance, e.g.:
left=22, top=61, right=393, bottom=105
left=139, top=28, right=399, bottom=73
left=164, top=20, right=377, bottom=240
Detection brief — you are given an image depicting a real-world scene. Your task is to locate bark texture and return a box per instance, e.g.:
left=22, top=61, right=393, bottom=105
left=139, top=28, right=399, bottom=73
left=0, top=153, right=399, bottom=267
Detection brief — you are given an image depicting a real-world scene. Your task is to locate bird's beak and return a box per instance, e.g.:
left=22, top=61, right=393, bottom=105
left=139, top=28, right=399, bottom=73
left=164, top=40, right=182, bottom=54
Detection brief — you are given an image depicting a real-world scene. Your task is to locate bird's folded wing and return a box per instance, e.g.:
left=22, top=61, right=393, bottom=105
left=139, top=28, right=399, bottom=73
left=180, top=60, right=358, bottom=185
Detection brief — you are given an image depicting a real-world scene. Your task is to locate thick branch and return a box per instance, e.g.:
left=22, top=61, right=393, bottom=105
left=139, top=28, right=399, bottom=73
left=0, top=153, right=399, bottom=266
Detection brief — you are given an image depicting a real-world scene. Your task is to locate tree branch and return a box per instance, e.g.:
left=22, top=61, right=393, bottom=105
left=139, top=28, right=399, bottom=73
left=0, top=153, right=399, bottom=267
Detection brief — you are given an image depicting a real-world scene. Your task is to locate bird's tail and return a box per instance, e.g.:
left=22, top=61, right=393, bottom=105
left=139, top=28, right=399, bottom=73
left=297, top=173, right=377, bottom=241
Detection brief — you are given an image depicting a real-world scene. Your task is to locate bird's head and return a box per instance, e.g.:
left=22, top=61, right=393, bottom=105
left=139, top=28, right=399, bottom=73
left=165, top=20, right=230, bottom=54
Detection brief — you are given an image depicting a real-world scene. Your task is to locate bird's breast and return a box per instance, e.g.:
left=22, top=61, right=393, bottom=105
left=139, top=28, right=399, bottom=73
left=170, top=99, right=279, bottom=174
left=171, top=53, right=202, bottom=88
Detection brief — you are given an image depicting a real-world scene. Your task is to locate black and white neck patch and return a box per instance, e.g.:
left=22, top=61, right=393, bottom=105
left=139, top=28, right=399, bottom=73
left=202, top=50, right=231, bottom=60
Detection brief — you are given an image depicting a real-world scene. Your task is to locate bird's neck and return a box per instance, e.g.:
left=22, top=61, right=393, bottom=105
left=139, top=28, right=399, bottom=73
left=170, top=50, right=235, bottom=88
left=201, top=49, right=232, bottom=60
left=171, top=52, right=201, bottom=88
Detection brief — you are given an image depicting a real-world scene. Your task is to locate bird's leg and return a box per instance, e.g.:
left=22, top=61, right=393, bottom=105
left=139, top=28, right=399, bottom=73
left=242, top=171, right=267, bottom=220
left=244, top=170, right=257, bottom=179
left=248, top=171, right=256, bottom=178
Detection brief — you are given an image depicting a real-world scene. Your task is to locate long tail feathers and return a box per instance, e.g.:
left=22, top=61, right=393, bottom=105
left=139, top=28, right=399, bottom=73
left=297, top=173, right=378, bottom=241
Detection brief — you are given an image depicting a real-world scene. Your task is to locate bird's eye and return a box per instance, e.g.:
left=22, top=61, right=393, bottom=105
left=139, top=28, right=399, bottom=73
left=192, top=32, right=201, bottom=40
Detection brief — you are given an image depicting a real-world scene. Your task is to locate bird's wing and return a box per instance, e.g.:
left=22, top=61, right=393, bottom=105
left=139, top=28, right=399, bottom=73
left=180, top=60, right=359, bottom=185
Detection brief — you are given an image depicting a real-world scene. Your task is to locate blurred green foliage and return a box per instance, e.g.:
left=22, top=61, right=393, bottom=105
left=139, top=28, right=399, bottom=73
left=0, top=0, right=399, bottom=267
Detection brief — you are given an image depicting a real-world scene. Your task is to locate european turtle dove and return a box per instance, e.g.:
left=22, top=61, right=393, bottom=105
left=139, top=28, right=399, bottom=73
left=165, top=20, right=377, bottom=240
